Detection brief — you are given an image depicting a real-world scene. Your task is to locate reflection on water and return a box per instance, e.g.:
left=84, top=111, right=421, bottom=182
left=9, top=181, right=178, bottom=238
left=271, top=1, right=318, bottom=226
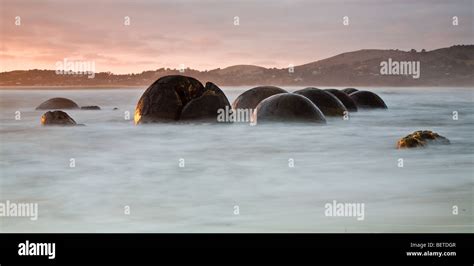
left=0, top=87, right=473, bottom=232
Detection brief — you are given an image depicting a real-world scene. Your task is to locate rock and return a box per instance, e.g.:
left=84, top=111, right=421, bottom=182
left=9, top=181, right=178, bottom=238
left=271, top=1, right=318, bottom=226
left=341, top=88, right=358, bottom=94
left=113, top=107, right=119, bottom=110
left=36, top=98, right=79, bottom=110
left=349, top=90, right=387, bottom=109
left=40, top=111, right=77, bottom=126
left=180, top=82, right=231, bottom=121
left=294, top=87, right=347, bottom=117
left=324, top=89, right=358, bottom=112
left=254, top=93, right=326, bottom=123
left=81, top=106, right=101, bottom=110
left=134, top=75, right=231, bottom=124
left=397, top=130, right=450, bottom=149
left=232, top=86, right=287, bottom=110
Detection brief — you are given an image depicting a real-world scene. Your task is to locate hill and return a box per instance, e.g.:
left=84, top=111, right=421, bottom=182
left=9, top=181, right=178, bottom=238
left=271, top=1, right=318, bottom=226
left=1, top=45, right=472, bottom=87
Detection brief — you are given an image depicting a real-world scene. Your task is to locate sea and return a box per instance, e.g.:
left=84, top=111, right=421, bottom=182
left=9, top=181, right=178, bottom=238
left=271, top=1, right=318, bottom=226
left=0, top=86, right=472, bottom=232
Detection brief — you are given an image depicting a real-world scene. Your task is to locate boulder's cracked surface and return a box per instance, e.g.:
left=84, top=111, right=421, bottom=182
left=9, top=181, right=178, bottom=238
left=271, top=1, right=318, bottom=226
left=134, top=75, right=230, bottom=124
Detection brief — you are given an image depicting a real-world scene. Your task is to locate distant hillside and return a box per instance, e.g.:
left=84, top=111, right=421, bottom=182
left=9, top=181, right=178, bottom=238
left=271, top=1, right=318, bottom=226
left=1, top=45, right=473, bottom=87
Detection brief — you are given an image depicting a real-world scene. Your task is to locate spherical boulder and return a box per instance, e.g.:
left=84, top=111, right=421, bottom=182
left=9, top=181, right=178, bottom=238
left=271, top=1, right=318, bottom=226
left=180, top=82, right=231, bottom=121
left=349, top=91, right=387, bottom=109
left=324, top=89, right=358, bottom=112
left=232, top=86, right=287, bottom=111
left=254, top=93, right=326, bottom=124
left=36, top=98, right=79, bottom=110
left=341, top=88, right=358, bottom=94
left=40, top=111, right=77, bottom=126
left=397, top=130, right=450, bottom=149
left=81, top=106, right=101, bottom=110
left=134, top=75, right=231, bottom=124
left=294, top=87, right=347, bottom=117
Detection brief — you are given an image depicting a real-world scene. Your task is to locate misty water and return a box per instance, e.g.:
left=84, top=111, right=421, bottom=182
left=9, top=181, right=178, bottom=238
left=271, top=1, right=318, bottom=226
left=0, top=87, right=473, bottom=232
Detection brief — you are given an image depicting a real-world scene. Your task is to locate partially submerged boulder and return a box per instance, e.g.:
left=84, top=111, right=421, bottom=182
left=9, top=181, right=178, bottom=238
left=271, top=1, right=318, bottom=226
left=232, top=86, right=287, bottom=110
left=324, top=89, right=358, bottom=112
left=40, top=111, right=77, bottom=126
left=341, top=88, right=358, bottom=94
left=81, top=106, right=101, bottom=110
left=180, top=82, right=231, bottom=121
left=36, top=98, right=79, bottom=110
left=134, top=75, right=230, bottom=124
left=397, top=130, right=450, bottom=149
left=349, top=91, right=387, bottom=109
left=254, top=93, right=326, bottom=124
left=294, top=87, right=347, bottom=117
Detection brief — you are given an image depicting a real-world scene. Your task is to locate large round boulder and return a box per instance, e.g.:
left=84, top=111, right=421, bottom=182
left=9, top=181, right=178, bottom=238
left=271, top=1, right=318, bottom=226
left=232, top=86, right=287, bottom=111
left=324, top=89, right=358, bottom=112
left=254, top=93, right=326, bottom=124
left=41, top=111, right=77, bottom=126
left=349, top=91, right=387, bottom=109
left=341, top=88, right=358, bottom=94
left=180, top=82, right=231, bottom=121
left=397, top=130, right=450, bottom=149
left=134, top=75, right=230, bottom=124
left=36, top=98, right=79, bottom=110
left=294, top=87, right=347, bottom=117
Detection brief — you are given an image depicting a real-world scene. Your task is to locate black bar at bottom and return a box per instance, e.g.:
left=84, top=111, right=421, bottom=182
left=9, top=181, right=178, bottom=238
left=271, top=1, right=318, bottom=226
left=0, top=233, right=471, bottom=265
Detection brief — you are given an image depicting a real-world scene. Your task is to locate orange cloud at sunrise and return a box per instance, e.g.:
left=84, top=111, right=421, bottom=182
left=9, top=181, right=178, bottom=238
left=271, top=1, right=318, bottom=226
left=1, top=0, right=473, bottom=74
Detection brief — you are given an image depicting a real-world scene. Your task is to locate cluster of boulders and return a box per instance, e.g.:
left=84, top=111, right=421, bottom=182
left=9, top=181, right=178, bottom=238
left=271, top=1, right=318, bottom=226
left=35, top=75, right=450, bottom=149
left=134, top=75, right=388, bottom=125
left=232, top=84, right=386, bottom=124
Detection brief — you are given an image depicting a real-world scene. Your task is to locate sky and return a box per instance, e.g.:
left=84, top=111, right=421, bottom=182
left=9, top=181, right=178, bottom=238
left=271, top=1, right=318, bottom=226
left=1, top=0, right=473, bottom=74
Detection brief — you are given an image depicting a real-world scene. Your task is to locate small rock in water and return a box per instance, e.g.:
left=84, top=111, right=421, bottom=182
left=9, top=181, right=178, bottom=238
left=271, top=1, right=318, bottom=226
left=81, top=106, right=101, bottom=110
left=397, top=130, right=450, bottom=149
left=41, top=111, right=77, bottom=126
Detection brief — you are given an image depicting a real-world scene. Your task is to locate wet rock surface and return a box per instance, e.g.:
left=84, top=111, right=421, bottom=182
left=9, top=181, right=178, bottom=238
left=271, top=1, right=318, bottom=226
left=324, top=89, right=358, bottom=112
left=81, top=106, right=101, bottom=110
left=254, top=93, right=326, bottom=124
left=397, top=130, right=450, bottom=149
left=40, top=111, right=77, bottom=126
left=36, top=98, right=79, bottom=110
left=134, top=75, right=230, bottom=124
left=232, top=86, right=287, bottom=110
left=294, top=87, right=347, bottom=117
left=349, top=90, right=387, bottom=109
left=180, top=82, right=231, bottom=121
